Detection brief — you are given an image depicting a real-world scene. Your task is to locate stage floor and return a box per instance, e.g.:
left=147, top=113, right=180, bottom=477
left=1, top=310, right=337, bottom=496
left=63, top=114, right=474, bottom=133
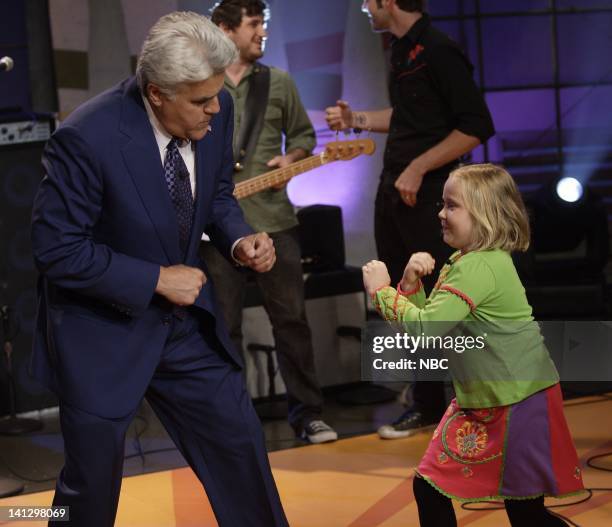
left=1, top=394, right=611, bottom=526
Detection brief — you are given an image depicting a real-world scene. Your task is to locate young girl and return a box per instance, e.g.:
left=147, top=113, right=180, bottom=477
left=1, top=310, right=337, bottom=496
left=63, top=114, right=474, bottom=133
left=362, top=164, right=584, bottom=526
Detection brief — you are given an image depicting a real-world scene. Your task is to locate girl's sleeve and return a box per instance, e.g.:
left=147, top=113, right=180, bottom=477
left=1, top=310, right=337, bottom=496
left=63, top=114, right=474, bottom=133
left=372, top=279, right=425, bottom=320
left=373, top=256, right=496, bottom=327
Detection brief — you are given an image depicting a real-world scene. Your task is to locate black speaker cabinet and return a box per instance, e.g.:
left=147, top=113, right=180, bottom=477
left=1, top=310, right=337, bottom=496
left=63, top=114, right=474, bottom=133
left=297, top=204, right=346, bottom=273
left=0, top=138, right=57, bottom=415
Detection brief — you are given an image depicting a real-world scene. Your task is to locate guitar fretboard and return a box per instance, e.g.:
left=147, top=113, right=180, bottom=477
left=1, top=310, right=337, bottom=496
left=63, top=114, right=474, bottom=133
left=234, top=152, right=328, bottom=199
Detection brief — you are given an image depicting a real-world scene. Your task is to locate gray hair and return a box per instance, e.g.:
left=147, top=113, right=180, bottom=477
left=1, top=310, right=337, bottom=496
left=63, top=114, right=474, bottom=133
left=136, top=11, right=237, bottom=97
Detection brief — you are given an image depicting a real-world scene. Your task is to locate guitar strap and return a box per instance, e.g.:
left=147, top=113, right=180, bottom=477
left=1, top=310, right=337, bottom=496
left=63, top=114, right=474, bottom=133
left=234, top=62, right=271, bottom=171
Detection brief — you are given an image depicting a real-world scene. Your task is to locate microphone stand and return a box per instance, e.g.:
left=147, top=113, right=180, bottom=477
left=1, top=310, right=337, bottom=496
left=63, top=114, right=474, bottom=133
left=0, top=307, right=28, bottom=497
left=0, top=305, right=42, bottom=434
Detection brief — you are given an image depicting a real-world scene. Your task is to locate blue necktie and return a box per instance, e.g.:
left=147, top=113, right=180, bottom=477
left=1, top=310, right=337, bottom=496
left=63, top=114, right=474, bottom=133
left=163, top=137, right=194, bottom=254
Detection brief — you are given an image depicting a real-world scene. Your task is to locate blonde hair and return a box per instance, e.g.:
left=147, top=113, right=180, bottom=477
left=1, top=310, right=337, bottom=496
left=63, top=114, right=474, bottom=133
left=450, top=164, right=530, bottom=252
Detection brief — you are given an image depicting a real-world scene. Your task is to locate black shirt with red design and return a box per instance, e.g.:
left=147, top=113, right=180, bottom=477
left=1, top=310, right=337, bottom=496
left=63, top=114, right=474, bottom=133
left=383, top=14, right=495, bottom=180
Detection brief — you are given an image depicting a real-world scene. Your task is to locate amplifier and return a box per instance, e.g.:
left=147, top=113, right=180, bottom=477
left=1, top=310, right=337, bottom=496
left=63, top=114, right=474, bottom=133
left=0, top=114, right=54, bottom=146
left=298, top=204, right=346, bottom=273
left=0, top=116, right=58, bottom=413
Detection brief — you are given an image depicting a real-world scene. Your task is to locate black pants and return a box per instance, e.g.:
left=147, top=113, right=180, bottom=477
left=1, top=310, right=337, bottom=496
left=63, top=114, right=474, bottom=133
left=374, top=178, right=451, bottom=419
left=200, top=228, right=324, bottom=432
left=413, top=476, right=568, bottom=526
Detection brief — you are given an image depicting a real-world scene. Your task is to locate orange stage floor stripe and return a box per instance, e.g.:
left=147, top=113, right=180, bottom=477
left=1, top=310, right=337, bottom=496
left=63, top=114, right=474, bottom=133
left=1, top=394, right=611, bottom=526
left=172, top=468, right=217, bottom=527
left=346, top=475, right=415, bottom=527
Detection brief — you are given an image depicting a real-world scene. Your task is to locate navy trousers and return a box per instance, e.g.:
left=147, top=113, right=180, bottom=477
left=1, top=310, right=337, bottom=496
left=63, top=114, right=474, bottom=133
left=50, top=310, right=288, bottom=527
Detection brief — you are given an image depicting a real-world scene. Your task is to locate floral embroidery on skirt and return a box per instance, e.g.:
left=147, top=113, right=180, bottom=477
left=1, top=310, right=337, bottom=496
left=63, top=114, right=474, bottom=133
left=417, top=384, right=584, bottom=501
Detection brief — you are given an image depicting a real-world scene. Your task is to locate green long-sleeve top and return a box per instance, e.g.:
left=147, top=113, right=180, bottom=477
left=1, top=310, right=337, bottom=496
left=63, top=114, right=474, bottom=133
left=373, top=249, right=559, bottom=408
left=225, top=65, right=316, bottom=233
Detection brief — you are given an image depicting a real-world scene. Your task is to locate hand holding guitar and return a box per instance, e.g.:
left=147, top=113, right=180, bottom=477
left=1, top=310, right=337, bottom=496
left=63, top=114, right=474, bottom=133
left=266, top=155, right=291, bottom=190
left=266, top=148, right=308, bottom=190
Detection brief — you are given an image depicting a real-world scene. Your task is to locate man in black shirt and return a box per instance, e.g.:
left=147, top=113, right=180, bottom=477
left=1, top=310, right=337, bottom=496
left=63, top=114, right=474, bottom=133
left=326, top=0, right=494, bottom=439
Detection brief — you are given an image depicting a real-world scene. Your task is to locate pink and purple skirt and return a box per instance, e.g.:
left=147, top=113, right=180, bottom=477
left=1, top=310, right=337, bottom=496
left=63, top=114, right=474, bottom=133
left=417, top=383, right=584, bottom=501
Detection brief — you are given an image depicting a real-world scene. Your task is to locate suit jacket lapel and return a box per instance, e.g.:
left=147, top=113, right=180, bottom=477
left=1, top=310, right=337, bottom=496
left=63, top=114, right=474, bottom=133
left=119, top=79, right=182, bottom=264
left=185, top=132, right=215, bottom=262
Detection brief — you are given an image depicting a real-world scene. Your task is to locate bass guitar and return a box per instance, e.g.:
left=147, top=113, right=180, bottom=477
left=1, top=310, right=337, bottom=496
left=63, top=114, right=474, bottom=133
left=233, top=138, right=376, bottom=199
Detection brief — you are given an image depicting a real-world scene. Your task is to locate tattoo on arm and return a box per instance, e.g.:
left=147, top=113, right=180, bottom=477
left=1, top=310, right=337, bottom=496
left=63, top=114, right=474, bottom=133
left=354, top=112, right=367, bottom=128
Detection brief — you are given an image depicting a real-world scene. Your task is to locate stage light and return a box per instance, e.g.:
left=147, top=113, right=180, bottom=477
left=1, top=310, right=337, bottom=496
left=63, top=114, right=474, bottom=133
left=556, top=177, right=584, bottom=203
left=517, top=179, right=609, bottom=318
left=526, top=178, right=609, bottom=284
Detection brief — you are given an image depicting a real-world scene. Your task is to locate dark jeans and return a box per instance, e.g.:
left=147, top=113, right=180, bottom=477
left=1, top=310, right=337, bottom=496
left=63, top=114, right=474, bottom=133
left=200, top=228, right=324, bottom=432
left=413, top=475, right=568, bottom=526
left=374, top=178, right=452, bottom=419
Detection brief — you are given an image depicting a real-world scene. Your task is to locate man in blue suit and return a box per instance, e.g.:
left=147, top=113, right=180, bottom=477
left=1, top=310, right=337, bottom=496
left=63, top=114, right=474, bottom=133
left=30, top=12, right=288, bottom=527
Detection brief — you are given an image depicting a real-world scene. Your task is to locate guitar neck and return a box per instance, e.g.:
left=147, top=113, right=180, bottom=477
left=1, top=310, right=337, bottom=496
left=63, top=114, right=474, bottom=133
left=234, top=152, right=328, bottom=199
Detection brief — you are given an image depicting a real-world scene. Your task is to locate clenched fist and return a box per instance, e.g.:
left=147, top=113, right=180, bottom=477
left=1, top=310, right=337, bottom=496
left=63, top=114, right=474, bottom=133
left=401, top=252, right=435, bottom=292
left=325, top=100, right=353, bottom=131
left=156, top=264, right=206, bottom=306
left=234, top=232, right=276, bottom=273
left=362, top=260, right=391, bottom=297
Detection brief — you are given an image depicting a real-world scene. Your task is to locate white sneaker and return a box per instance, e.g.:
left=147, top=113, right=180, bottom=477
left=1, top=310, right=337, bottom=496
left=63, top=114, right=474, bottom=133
left=377, top=410, right=437, bottom=439
left=301, top=420, right=338, bottom=444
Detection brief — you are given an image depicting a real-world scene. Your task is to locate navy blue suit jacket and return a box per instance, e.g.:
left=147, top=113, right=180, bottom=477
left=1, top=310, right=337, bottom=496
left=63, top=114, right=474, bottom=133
left=30, top=78, right=253, bottom=418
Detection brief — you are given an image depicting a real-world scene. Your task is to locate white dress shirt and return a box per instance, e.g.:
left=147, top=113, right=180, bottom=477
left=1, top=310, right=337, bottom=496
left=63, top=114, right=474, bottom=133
left=143, top=96, right=196, bottom=196
left=142, top=95, right=245, bottom=259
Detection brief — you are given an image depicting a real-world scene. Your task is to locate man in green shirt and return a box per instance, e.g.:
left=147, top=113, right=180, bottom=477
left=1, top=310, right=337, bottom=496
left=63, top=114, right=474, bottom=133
left=204, top=0, right=337, bottom=444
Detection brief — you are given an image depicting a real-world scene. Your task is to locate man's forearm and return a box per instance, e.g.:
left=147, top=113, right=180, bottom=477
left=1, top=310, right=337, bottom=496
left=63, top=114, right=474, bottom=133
left=351, top=108, right=392, bottom=133
left=410, top=129, right=481, bottom=174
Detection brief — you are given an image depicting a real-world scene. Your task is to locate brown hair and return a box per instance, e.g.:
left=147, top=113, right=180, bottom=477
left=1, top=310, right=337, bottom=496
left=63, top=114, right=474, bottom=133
left=376, top=0, right=426, bottom=12
left=211, top=0, right=269, bottom=30
left=450, top=164, right=531, bottom=252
